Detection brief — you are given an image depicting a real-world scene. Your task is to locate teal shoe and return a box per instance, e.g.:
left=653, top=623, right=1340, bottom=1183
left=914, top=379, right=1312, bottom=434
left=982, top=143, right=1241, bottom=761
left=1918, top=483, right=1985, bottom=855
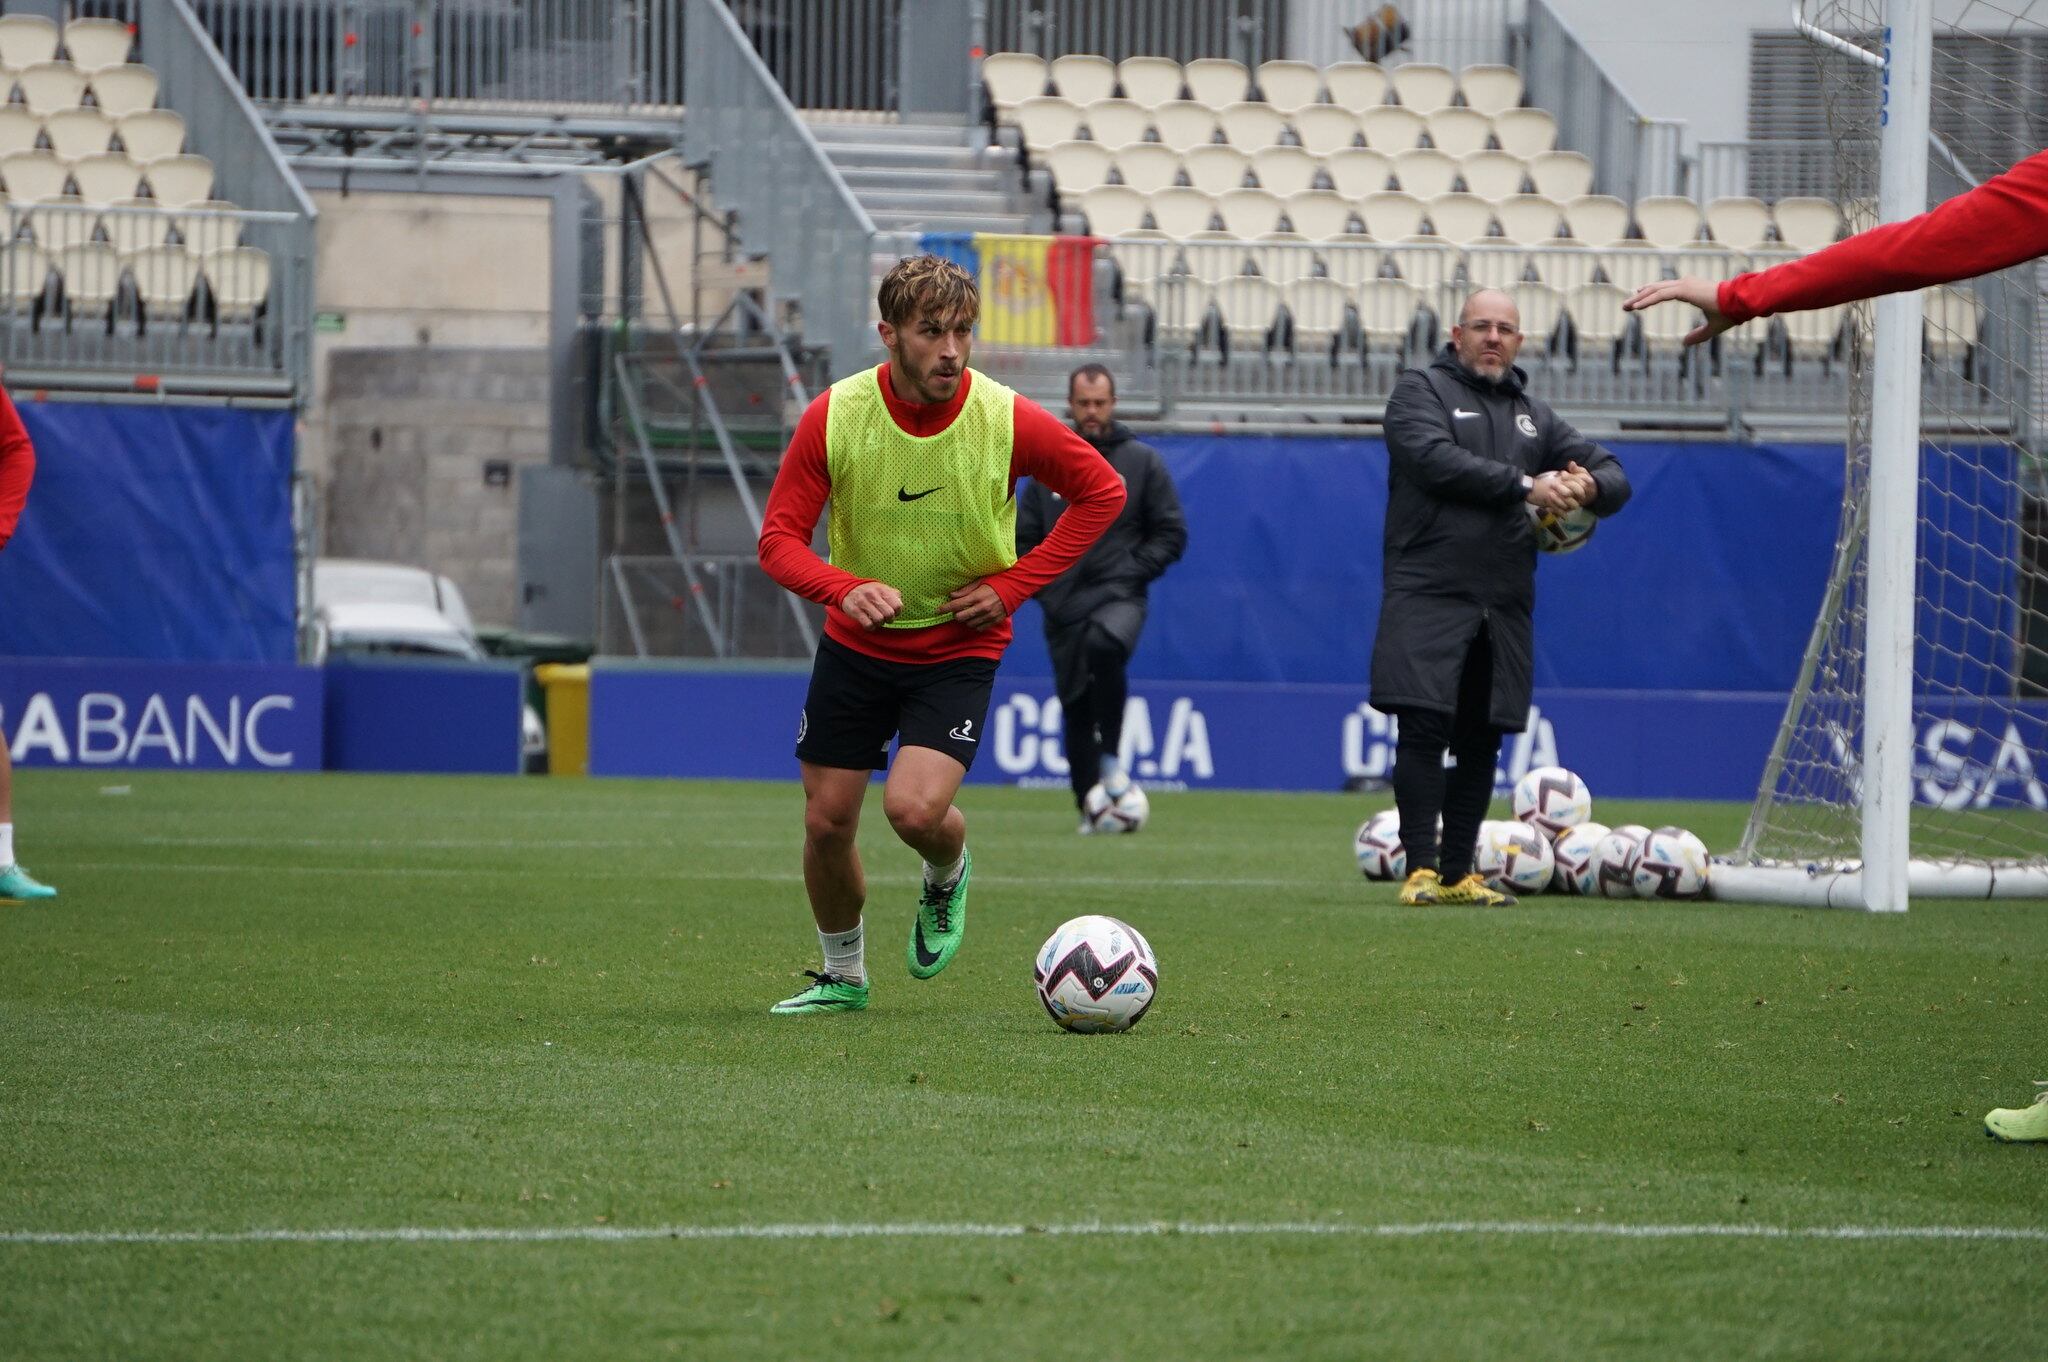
left=908, top=848, right=970, bottom=979
left=0, top=864, right=56, bottom=903
left=770, top=971, right=869, bottom=1015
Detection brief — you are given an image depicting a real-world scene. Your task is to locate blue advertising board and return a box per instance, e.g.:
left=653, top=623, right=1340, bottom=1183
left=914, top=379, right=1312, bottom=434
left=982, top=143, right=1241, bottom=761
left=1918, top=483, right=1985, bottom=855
left=586, top=665, right=1791, bottom=800
left=322, top=660, right=525, bottom=775
left=0, top=658, right=324, bottom=770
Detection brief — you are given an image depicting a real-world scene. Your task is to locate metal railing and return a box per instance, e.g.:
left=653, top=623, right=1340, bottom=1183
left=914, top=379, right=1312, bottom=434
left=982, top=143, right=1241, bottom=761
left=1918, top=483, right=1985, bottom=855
left=1521, top=0, right=1681, bottom=202
left=897, top=234, right=2017, bottom=437
left=1692, top=139, right=1878, bottom=205
left=680, top=0, right=879, bottom=378
left=0, top=201, right=301, bottom=393
left=177, top=0, right=689, bottom=112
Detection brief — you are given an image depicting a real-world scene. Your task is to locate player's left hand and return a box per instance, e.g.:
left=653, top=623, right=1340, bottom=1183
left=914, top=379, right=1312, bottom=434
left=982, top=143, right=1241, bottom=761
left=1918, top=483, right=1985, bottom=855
left=1561, top=461, right=1599, bottom=507
left=1623, top=276, right=1734, bottom=347
left=945, top=581, right=1008, bottom=631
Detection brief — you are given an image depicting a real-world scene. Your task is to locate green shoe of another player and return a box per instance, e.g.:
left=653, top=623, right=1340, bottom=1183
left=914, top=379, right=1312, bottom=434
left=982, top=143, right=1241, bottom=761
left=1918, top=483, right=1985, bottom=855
left=769, top=970, right=869, bottom=1015
left=0, top=864, right=57, bottom=903
left=908, top=848, right=970, bottom=980
left=1984, top=1083, right=2048, bottom=1143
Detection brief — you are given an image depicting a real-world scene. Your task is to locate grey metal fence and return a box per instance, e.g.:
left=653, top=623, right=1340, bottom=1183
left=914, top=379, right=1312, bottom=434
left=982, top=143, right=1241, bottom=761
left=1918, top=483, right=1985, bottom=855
left=1691, top=139, right=1879, bottom=205
left=1522, top=0, right=1681, bottom=202
left=680, top=0, right=877, bottom=369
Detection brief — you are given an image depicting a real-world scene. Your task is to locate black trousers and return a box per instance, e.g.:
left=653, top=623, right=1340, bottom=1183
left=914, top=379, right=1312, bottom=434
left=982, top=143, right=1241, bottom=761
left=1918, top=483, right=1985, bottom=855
left=1392, top=622, right=1505, bottom=882
left=1054, top=621, right=1132, bottom=808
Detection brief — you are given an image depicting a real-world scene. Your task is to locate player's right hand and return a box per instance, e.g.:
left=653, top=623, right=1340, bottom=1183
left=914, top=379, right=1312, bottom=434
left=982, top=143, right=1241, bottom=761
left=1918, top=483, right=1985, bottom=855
left=1623, top=276, right=1735, bottom=347
left=839, top=581, right=903, bottom=630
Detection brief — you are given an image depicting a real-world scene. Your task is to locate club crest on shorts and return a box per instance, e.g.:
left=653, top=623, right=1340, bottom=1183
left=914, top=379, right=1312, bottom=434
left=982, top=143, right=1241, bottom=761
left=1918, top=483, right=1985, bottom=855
left=796, top=708, right=807, bottom=742
left=1516, top=413, right=1538, bottom=438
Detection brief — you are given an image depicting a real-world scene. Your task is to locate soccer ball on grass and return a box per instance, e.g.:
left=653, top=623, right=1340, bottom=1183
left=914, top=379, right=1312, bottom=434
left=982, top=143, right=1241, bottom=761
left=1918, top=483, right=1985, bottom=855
left=1632, top=826, right=1712, bottom=900
left=1354, top=809, right=1406, bottom=880
left=1550, top=821, right=1611, bottom=894
left=1512, top=764, right=1593, bottom=837
left=1476, top=819, right=1557, bottom=894
left=1034, top=915, right=1159, bottom=1033
left=1593, top=824, right=1651, bottom=898
left=1084, top=782, right=1150, bottom=834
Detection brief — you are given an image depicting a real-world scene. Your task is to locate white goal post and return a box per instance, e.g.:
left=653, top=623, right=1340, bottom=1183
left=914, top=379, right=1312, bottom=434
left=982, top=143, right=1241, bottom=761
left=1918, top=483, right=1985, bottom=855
left=1722, top=0, right=2048, bottom=908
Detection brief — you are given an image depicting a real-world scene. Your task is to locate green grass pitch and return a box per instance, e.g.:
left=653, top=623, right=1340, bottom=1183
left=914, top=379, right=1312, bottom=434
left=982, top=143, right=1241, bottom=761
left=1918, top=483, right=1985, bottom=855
left=2, top=768, right=2043, bottom=1359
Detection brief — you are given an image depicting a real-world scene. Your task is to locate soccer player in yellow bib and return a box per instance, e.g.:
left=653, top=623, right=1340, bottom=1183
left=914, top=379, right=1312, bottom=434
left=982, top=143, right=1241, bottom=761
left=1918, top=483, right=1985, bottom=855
left=757, top=255, right=1126, bottom=1014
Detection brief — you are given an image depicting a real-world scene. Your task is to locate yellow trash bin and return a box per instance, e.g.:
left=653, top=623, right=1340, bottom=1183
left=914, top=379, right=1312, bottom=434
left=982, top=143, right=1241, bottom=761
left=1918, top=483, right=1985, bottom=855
left=534, top=663, right=591, bottom=777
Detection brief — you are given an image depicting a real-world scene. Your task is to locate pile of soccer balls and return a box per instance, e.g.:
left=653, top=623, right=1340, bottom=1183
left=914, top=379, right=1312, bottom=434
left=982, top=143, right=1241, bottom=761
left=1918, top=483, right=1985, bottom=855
left=1353, top=765, right=1713, bottom=900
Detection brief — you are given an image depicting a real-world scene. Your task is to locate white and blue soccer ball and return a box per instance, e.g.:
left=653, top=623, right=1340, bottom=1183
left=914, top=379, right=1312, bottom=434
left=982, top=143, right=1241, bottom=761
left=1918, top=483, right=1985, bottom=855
left=1034, top=915, right=1159, bottom=1033
left=1085, top=782, right=1150, bottom=834
left=1476, top=819, right=1556, bottom=894
left=1633, top=826, right=1712, bottom=900
left=1512, top=764, right=1593, bottom=838
left=1593, top=823, right=1651, bottom=898
left=1550, top=821, right=1611, bottom=894
left=1528, top=503, right=1598, bottom=553
left=1354, top=808, right=1406, bottom=880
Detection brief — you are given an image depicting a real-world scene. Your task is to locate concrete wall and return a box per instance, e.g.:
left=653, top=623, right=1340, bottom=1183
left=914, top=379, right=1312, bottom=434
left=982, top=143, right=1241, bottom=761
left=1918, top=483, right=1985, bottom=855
left=1542, top=0, right=1989, bottom=151
left=323, top=349, right=550, bottom=629
left=303, top=170, right=764, bottom=629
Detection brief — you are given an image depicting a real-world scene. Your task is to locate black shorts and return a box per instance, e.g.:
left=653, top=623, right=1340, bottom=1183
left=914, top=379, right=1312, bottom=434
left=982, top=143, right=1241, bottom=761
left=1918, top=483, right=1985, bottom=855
left=795, top=636, right=998, bottom=772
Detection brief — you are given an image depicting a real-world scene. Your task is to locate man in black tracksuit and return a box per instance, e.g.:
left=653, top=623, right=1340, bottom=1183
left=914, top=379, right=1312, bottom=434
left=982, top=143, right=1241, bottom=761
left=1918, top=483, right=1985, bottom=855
left=1017, top=364, right=1188, bottom=828
left=1372, top=288, right=1630, bottom=905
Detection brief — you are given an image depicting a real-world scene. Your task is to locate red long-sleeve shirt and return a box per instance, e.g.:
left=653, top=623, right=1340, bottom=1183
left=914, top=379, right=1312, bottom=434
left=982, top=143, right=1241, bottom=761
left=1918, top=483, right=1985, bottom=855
left=0, top=386, right=34, bottom=552
left=758, top=365, right=1126, bottom=663
left=1719, top=149, right=2048, bottom=323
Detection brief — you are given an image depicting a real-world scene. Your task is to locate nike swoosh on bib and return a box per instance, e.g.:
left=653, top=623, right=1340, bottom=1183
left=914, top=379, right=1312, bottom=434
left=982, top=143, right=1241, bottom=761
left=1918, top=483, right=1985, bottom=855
left=898, top=485, right=943, bottom=502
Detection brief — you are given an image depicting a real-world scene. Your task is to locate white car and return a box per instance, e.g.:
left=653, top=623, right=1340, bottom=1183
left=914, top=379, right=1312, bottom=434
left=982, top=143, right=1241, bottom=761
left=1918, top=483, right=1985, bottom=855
left=310, top=561, right=546, bottom=768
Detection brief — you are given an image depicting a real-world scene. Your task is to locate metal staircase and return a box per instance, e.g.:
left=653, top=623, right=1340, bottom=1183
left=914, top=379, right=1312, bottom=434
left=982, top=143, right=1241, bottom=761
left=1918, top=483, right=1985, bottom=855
left=807, top=120, right=1051, bottom=238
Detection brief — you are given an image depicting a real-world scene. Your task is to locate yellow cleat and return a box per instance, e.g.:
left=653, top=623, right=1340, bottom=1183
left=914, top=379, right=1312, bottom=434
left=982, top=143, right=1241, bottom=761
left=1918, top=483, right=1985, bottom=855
left=1435, top=873, right=1518, bottom=907
left=1398, top=868, right=1442, bottom=905
left=1984, top=1083, right=2048, bottom=1143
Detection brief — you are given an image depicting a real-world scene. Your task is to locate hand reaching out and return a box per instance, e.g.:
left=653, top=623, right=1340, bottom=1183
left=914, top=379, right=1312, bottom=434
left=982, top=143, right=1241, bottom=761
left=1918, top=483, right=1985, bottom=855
left=1623, top=276, right=1735, bottom=347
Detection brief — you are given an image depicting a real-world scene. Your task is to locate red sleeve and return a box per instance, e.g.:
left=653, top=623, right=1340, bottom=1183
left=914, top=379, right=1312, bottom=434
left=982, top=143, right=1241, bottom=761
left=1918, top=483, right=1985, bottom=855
left=1719, top=150, right=2048, bottom=323
left=0, top=387, right=33, bottom=552
left=756, top=390, right=872, bottom=613
left=986, top=395, right=1126, bottom=613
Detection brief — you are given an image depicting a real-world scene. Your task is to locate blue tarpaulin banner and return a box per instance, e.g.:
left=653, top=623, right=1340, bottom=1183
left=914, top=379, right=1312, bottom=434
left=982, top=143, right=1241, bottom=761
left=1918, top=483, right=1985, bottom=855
left=0, top=403, right=297, bottom=662
left=0, top=657, right=324, bottom=770
left=1008, top=437, right=1856, bottom=692
left=323, top=659, right=524, bottom=774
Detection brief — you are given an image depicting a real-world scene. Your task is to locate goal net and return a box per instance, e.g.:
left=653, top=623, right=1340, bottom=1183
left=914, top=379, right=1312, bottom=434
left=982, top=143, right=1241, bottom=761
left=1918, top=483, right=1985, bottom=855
left=1727, top=0, right=2048, bottom=905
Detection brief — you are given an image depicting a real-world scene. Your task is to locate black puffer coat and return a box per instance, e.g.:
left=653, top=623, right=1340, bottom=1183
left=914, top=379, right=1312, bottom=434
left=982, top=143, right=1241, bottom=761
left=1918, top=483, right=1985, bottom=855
left=1016, top=421, right=1188, bottom=652
left=1368, top=347, right=1631, bottom=731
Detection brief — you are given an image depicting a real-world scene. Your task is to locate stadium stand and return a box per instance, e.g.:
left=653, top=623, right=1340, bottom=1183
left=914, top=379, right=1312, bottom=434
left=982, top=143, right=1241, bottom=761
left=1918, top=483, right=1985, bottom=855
left=1116, top=55, right=1183, bottom=109
left=1049, top=53, right=1117, bottom=105
left=1183, top=143, right=1251, bottom=194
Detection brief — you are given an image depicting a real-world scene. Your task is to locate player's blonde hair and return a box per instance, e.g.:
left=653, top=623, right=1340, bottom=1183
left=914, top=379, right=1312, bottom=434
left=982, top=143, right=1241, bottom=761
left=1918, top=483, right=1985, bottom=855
left=877, top=254, right=979, bottom=329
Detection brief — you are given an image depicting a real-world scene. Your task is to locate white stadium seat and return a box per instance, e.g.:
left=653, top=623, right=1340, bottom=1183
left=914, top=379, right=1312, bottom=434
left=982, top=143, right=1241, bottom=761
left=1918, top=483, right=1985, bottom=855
left=1250, top=144, right=1318, bottom=196
left=1214, top=273, right=1283, bottom=349
left=1493, top=194, right=1564, bottom=244
left=1426, top=191, right=1495, bottom=245
left=1356, top=276, right=1420, bottom=355
left=1283, top=189, right=1355, bottom=240
left=1457, top=64, right=1524, bottom=117
left=1045, top=139, right=1115, bottom=200
left=1324, top=147, right=1393, bottom=198
left=68, top=150, right=142, bottom=206
left=0, top=15, right=58, bottom=70
left=41, top=107, right=113, bottom=160
left=1255, top=60, right=1323, bottom=114
left=1049, top=54, right=1116, bottom=105
left=980, top=52, right=1047, bottom=109
left=1184, top=57, right=1251, bottom=108
left=1215, top=101, right=1288, bottom=149
left=206, top=245, right=272, bottom=322
left=1562, top=194, right=1630, bottom=246
left=1566, top=281, right=1631, bottom=351
left=1359, top=104, right=1425, bottom=151
left=1358, top=190, right=1427, bottom=240
left=1773, top=196, right=1843, bottom=251
left=62, top=17, right=133, bottom=74
left=1388, top=62, right=1457, bottom=111
left=1116, top=56, right=1184, bottom=109
left=55, top=240, right=119, bottom=318
left=1215, top=186, right=1284, bottom=238
left=1390, top=147, right=1458, bottom=198
left=1490, top=108, right=1558, bottom=157
left=1458, top=150, right=1528, bottom=203
left=1114, top=142, right=1182, bottom=194
left=1704, top=196, right=1773, bottom=250
left=1080, top=98, right=1151, bottom=148
left=1633, top=195, right=1704, bottom=248
left=146, top=153, right=215, bottom=209
left=1149, top=185, right=1219, bottom=237
left=128, top=242, right=202, bottom=324
left=1150, top=100, right=1219, bottom=152
left=1323, top=61, right=1390, bottom=112
left=1013, top=96, right=1082, bottom=152
left=1425, top=107, right=1491, bottom=158
left=1527, top=150, right=1594, bottom=200
left=1182, top=143, right=1252, bottom=194
left=1287, top=275, right=1352, bottom=351
left=90, top=64, right=160, bottom=119
left=1292, top=105, right=1362, bottom=156
left=17, top=60, right=87, bottom=118
left=1079, top=183, right=1148, bottom=238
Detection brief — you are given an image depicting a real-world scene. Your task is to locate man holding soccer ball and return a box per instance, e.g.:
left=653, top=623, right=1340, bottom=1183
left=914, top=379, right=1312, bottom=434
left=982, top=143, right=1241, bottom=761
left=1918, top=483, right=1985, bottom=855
left=1017, top=363, right=1187, bottom=832
left=756, top=256, right=1124, bottom=1014
left=1372, top=288, right=1631, bottom=906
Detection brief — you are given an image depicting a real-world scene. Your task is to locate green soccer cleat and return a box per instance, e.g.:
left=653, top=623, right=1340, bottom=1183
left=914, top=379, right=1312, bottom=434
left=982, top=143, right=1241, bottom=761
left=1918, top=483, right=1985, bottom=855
left=908, top=848, right=970, bottom=979
left=1984, top=1083, right=2048, bottom=1143
left=0, top=864, right=57, bottom=903
left=1436, top=872, right=1518, bottom=907
left=770, top=970, right=869, bottom=1015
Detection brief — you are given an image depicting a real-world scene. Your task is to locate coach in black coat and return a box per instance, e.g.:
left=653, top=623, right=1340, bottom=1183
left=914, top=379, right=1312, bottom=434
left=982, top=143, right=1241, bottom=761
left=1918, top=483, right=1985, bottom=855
left=1371, top=288, right=1630, bottom=902
left=1018, top=365, right=1188, bottom=821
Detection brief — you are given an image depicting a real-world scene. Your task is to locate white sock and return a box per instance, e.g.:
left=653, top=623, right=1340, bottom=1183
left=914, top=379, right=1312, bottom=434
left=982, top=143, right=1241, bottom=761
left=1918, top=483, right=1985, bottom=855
left=924, top=850, right=966, bottom=889
left=1101, top=755, right=1129, bottom=797
left=819, top=922, right=864, bottom=983
left=0, top=823, right=13, bottom=866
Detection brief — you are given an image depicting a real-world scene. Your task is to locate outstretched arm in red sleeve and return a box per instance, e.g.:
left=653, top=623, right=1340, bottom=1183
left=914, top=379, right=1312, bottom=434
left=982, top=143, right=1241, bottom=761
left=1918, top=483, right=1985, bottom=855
left=0, top=387, right=34, bottom=552
left=1625, top=149, right=2048, bottom=346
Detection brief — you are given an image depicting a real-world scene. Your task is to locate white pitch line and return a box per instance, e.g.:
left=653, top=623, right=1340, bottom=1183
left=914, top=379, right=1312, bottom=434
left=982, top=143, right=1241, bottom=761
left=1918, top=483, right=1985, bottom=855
left=58, top=861, right=1306, bottom=890
left=3, top=1220, right=2044, bottom=1247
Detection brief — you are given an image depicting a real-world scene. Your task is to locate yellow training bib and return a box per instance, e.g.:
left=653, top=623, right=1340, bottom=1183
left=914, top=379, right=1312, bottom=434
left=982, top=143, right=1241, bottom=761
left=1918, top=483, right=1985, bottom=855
left=824, top=368, right=1019, bottom=629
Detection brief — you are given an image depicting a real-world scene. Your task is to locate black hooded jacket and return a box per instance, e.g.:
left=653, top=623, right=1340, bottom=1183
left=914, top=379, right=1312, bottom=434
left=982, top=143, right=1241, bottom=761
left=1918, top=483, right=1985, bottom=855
left=1369, top=346, right=1631, bottom=730
left=1016, top=420, right=1188, bottom=652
